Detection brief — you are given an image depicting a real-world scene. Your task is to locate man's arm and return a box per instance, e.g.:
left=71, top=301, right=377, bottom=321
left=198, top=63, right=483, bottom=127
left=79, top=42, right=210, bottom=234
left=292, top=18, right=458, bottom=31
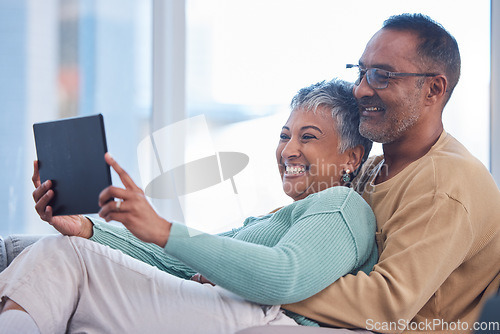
left=283, top=193, right=472, bottom=331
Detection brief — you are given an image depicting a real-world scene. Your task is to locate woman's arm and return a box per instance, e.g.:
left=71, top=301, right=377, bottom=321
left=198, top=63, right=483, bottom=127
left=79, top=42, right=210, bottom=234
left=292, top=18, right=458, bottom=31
left=88, top=218, right=247, bottom=279
left=163, top=188, right=377, bottom=305
left=87, top=218, right=196, bottom=279
left=97, top=154, right=376, bottom=304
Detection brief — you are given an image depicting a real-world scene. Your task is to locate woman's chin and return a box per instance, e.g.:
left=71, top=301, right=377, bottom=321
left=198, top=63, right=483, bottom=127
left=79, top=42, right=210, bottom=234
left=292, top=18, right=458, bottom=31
left=282, top=175, right=315, bottom=200
left=282, top=185, right=308, bottom=201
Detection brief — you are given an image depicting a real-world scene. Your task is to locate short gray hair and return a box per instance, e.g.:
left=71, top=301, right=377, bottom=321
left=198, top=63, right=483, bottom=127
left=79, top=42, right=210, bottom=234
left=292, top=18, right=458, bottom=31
left=290, top=78, right=372, bottom=167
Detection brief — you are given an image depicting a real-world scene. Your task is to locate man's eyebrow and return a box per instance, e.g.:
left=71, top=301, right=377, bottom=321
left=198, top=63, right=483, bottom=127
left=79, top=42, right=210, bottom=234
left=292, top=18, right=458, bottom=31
left=359, top=60, right=396, bottom=72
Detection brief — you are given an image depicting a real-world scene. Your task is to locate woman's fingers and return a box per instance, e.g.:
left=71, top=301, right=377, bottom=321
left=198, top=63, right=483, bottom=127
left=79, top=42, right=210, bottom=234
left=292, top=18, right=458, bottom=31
left=32, top=160, right=55, bottom=221
left=33, top=180, right=56, bottom=221
left=98, top=186, right=130, bottom=207
left=100, top=153, right=146, bottom=221
left=98, top=185, right=137, bottom=221
left=105, top=153, right=142, bottom=192
left=43, top=205, right=54, bottom=224
left=32, top=179, right=52, bottom=203
left=34, top=188, right=54, bottom=222
left=99, top=198, right=134, bottom=223
left=99, top=200, right=124, bottom=222
left=32, top=160, right=41, bottom=188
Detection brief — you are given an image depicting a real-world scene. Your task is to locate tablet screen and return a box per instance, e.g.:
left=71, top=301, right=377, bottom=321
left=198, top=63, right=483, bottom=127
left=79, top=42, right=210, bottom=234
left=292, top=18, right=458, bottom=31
left=33, top=114, right=112, bottom=216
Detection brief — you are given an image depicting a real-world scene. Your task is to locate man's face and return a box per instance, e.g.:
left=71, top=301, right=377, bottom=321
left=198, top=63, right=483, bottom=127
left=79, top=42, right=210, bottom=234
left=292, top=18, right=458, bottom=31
left=353, top=29, right=428, bottom=144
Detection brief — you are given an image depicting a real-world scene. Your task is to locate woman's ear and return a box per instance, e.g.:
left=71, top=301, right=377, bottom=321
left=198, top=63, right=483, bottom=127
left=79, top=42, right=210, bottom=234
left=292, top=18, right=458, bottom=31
left=344, top=145, right=364, bottom=173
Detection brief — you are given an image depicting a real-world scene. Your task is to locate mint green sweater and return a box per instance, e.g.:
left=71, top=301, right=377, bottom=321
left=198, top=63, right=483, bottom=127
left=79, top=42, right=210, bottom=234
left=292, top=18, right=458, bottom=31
left=89, top=186, right=377, bottom=325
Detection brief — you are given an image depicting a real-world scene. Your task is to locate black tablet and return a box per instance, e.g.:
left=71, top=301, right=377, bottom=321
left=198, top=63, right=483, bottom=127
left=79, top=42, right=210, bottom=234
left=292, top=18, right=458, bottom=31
left=33, top=114, right=112, bottom=216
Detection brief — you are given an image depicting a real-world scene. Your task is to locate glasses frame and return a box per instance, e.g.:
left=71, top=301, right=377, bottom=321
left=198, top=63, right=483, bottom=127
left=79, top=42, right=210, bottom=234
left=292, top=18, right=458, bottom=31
left=346, top=64, right=438, bottom=89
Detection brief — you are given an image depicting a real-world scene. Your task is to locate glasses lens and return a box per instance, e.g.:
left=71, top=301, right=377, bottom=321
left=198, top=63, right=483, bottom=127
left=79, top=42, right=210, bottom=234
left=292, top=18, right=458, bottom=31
left=367, top=69, right=389, bottom=89
left=355, top=68, right=365, bottom=86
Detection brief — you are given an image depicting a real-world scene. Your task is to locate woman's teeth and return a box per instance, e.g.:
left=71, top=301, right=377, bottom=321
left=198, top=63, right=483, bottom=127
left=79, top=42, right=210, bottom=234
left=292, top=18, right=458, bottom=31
left=286, top=165, right=306, bottom=175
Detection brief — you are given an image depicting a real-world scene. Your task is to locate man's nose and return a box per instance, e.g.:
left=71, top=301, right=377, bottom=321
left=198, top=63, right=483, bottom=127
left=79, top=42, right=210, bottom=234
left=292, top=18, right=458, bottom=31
left=353, top=74, right=376, bottom=99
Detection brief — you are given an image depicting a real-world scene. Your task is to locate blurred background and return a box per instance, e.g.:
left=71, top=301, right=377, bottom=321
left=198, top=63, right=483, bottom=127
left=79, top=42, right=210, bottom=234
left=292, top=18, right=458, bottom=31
left=0, top=0, right=497, bottom=235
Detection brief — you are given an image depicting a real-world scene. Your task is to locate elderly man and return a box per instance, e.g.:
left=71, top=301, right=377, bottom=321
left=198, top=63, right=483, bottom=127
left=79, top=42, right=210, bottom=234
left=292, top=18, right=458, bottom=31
left=240, top=13, right=500, bottom=334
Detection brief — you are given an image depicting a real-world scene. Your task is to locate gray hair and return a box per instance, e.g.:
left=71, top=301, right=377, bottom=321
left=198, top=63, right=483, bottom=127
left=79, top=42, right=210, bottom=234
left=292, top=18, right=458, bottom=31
left=290, top=78, right=372, bottom=167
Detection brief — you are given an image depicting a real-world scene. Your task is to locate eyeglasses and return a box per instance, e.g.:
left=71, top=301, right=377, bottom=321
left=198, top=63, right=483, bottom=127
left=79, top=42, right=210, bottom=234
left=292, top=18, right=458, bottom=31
left=346, top=64, right=438, bottom=90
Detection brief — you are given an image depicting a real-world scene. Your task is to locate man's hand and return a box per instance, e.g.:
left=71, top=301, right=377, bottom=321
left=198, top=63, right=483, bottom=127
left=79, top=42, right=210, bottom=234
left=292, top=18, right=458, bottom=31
left=32, top=160, right=93, bottom=238
left=190, top=273, right=215, bottom=286
left=98, top=153, right=172, bottom=248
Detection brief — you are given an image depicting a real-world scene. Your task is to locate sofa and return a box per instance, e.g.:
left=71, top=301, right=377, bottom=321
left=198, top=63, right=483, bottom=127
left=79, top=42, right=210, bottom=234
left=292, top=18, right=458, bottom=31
left=1, top=235, right=498, bottom=334
left=0, top=234, right=47, bottom=272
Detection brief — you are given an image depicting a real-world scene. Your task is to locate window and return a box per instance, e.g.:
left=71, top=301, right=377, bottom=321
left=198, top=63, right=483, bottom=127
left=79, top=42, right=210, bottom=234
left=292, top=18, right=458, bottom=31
left=0, top=0, right=151, bottom=235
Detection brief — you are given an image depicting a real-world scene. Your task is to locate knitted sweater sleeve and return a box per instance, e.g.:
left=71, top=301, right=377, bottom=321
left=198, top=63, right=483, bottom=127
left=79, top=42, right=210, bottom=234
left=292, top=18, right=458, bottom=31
left=88, top=219, right=196, bottom=279
left=88, top=218, right=245, bottom=279
left=163, top=188, right=376, bottom=305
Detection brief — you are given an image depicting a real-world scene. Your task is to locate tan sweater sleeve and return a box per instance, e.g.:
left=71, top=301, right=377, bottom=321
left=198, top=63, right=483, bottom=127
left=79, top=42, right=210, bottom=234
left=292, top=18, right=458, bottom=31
left=283, top=192, right=473, bottom=333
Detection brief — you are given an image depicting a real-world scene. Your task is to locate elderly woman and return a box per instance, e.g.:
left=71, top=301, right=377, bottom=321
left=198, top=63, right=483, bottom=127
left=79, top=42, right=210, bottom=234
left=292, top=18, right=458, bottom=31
left=0, top=79, right=377, bottom=334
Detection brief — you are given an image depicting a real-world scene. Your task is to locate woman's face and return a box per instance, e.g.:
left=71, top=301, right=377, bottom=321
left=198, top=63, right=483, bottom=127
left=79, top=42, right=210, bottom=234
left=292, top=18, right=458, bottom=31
left=276, top=107, right=350, bottom=201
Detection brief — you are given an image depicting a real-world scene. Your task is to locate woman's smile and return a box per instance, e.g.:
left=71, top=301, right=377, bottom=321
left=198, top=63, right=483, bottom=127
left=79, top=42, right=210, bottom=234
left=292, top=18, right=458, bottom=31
left=284, top=164, right=308, bottom=177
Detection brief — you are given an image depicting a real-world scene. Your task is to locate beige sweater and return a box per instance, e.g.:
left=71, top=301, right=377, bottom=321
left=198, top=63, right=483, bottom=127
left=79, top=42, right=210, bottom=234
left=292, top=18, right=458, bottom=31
left=283, top=131, right=500, bottom=333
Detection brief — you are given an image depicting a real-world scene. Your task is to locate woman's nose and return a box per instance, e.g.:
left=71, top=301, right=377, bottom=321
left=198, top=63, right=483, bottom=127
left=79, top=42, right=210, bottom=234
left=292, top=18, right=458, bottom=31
left=281, top=139, right=301, bottom=159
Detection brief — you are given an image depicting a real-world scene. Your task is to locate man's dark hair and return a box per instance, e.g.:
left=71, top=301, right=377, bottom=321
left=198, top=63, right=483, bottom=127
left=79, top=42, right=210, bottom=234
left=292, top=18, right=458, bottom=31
left=383, top=13, right=461, bottom=105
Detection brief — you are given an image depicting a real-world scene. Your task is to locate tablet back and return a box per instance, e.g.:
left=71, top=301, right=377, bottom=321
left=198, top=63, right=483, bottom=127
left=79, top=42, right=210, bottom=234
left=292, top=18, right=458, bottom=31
left=33, top=114, right=112, bottom=216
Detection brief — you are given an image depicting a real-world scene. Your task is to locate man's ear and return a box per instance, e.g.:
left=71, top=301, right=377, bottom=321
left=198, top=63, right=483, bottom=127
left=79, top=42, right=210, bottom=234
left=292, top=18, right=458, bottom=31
left=344, top=145, right=364, bottom=173
left=425, top=75, right=448, bottom=106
